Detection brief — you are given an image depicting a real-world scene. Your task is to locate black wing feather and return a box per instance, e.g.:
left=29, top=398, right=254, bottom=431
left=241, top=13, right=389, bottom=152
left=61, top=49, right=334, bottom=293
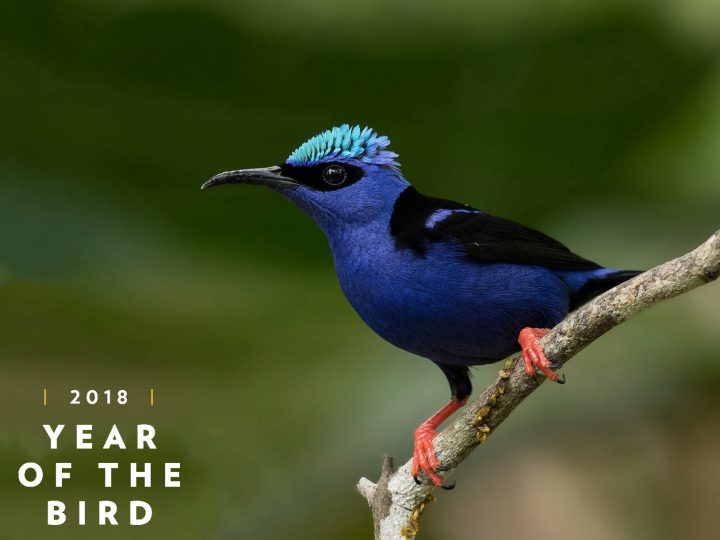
left=435, top=211, right=602, bottom=270
left=389, top=187, right=601, bottom=270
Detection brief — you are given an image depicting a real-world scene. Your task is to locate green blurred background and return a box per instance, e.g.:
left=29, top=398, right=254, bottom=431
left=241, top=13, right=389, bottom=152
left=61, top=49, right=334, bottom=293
left=1, top=0, right=719, bottom=538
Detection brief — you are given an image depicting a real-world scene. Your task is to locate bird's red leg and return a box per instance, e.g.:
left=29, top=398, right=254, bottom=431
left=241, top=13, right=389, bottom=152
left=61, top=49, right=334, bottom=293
left=411, top=396, right=467, bottom=487
left=518, top=327, right=564, bottom=383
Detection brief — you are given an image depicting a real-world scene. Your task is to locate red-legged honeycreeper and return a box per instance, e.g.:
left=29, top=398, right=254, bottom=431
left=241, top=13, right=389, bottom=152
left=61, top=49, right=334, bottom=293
left=202, top=124, right=641, bottom=488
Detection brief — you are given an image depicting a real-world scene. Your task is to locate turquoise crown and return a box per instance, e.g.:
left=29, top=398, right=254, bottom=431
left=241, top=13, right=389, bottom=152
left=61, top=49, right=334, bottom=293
left=286, top=124, right=399, bottom=166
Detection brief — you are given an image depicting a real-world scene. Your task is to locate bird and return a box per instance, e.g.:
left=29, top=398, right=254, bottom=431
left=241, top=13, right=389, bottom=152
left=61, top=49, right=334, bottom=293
left=202, top=124, right=641, bottom=488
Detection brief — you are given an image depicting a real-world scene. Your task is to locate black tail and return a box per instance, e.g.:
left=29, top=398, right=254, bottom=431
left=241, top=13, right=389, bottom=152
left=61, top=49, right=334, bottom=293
left=569, top=270, right=643, bottom=311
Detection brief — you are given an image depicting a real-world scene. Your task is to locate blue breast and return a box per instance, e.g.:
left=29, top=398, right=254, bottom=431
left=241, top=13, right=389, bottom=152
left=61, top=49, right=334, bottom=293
left=327, top=221, right=570, bottom=366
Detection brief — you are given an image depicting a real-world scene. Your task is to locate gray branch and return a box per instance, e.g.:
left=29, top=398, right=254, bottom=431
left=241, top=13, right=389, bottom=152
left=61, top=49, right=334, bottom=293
left=357, top=229, right=720, bottom=539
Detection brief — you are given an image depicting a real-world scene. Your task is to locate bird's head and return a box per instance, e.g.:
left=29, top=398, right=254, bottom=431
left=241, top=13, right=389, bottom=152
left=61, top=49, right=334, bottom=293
left=202, top=124, right=409, bottom=231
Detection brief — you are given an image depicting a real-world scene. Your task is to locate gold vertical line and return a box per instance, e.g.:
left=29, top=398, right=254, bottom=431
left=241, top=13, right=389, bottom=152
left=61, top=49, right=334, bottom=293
left=43, top=388, right=47, bottom=406
left=150, top=388, right=154, bottom=406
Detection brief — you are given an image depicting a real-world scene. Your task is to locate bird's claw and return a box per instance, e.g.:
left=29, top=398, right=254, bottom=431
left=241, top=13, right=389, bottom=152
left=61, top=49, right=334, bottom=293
left=519, top=327, right=564, bottom=383
left=411, top=427, right=445, bottom=487
left=410, top=397, right=467, bottom=489
left=411, top=474, right=457, bottom=490
left=411, top=471, right=456, bottom=490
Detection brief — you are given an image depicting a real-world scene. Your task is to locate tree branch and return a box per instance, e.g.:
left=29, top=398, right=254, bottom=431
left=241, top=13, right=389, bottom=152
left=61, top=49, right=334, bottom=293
left=357, top=230, right=720, bottom=539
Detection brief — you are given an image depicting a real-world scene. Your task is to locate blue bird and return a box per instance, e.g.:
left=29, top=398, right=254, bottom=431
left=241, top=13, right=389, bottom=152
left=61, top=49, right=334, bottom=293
left=202, top=124, right=640, bottom=487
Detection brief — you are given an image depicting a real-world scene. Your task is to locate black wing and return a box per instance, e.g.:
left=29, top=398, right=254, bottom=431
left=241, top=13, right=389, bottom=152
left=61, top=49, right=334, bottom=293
left=390, top=187, right=601, bottom=270
left=435, top=210, right=601, bottom=270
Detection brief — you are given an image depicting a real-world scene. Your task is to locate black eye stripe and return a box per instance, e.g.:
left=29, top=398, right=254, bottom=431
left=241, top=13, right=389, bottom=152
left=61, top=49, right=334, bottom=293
left=280, top=162, right=364, bottom=191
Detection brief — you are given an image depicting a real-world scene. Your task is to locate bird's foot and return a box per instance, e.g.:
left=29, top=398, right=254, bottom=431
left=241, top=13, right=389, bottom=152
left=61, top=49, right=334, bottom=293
left=410, top=397, right=467, bottom=488
left=518, top=327, right=564, bottom=383
left=411, top=425, right=444, bottom=487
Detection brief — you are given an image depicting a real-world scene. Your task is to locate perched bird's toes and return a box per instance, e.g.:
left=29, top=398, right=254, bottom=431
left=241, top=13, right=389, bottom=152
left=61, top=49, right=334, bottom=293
left=523, top=353, right=536, bottom=376
left=441, top=480, right=456, bottom=491
left=425, top=468, right=444, bottom=487
left=412, top=428, right=445, bottom=487
left=556, top=373, right=566, bottom=384
left=410, top=398, right=467, bottom=487
left=410, top=457, right=421, bottom=481
left=412, top=474, right=422, bottom=485
left=518, top=327, right=562, bottom=382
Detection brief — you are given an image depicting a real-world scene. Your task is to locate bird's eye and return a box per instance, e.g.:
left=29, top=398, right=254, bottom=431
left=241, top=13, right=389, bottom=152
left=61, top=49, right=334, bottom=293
left=323, top=165, right=347, bottom=186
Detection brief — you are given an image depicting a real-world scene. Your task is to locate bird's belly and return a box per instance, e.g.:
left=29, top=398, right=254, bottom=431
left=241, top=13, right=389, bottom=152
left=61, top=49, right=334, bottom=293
left=337, top=254, right=570, bottom=365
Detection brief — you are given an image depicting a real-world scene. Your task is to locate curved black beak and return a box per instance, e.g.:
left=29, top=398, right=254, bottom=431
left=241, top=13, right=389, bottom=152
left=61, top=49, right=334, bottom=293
left=201, top=166, right=299, bottom=191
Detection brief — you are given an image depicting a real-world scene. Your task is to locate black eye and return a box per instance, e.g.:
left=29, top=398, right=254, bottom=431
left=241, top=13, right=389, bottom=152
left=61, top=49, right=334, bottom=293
left=322, top=165, right=347, bottom=186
